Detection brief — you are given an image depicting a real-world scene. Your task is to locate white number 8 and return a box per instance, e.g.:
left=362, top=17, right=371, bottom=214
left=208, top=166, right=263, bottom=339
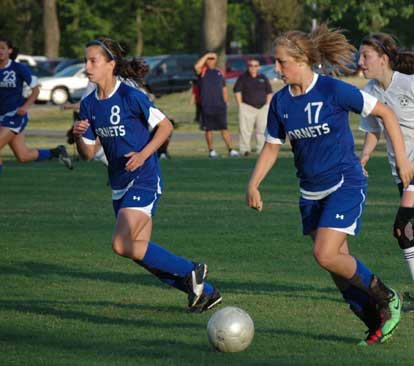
left=110, top=105, right=121, bottom=125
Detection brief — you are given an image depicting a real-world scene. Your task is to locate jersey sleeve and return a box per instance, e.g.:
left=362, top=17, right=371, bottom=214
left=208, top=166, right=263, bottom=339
left=17, top=63, right=38, bottom=88
left=130, top=90, right=166, bottom=130
left=334, top=80, right=377, bottom=117
left=79, top=98, right=96, bottom=145
left=265, top=96, right=285, bottom=144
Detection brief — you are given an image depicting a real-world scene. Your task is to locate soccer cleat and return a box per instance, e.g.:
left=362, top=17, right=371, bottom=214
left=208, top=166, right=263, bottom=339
left=228, top=149, right=240, bottom=157
left=188, top=288, right=222, bottom=313
left=186, top=263, right=208, bottom=308
left=358, top=288, right=402, bottom=346
left=57, top=145, right=74, bottom=170
left=208, top=150, right=218, bottom=159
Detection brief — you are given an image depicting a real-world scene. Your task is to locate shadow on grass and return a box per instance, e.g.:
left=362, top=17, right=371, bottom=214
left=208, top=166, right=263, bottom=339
left=1, top=260, right=339, bottom=299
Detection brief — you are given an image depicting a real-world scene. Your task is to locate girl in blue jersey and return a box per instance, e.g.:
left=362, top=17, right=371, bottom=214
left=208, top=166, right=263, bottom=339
left=246, top=25, right=413, bottom=345
left=73, top=37, right=221, bottom=312
left=0, top=38, right=73, bottom=173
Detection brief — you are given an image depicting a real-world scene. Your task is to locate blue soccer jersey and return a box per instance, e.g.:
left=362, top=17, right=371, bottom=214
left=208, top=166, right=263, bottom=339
left=0, top=60, right=38, bottom=119
left=80, top=80, right=166, bottom=194
left=266, top=73, right=377, bottom=196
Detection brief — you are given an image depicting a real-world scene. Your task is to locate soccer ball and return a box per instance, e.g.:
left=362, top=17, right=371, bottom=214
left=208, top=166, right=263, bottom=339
left=207, top=306, right=254, bottom=352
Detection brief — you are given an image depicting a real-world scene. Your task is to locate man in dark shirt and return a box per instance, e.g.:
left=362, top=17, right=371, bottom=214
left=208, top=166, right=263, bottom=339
left=194, top=52, right=239, bottom=158
left=233, top=58, right=273, bottom=156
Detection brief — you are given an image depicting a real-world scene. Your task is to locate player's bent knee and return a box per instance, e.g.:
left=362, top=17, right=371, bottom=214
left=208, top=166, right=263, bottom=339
left=313, top=249, right=333, bottom=270
left=393, top=207, right=414, bottom=249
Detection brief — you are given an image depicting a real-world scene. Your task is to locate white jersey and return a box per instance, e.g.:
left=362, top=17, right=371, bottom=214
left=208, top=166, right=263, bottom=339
left=360, top=71, right=414, bottom=183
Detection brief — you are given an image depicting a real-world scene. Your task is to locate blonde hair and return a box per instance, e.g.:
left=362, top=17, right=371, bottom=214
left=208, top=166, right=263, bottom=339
left=275, top=24, right=356, bottom=75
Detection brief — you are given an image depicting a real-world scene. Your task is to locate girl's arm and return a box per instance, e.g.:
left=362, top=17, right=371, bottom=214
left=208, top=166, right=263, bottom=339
left=246, top=142, right=281, bottom=212
left=370, top=101, right=413, bottom=187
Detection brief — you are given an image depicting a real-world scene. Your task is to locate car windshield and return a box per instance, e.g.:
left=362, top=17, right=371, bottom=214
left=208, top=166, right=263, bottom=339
left=143, top=56, right=166, bottom=70
left=54, top=64, right=84, bottom=77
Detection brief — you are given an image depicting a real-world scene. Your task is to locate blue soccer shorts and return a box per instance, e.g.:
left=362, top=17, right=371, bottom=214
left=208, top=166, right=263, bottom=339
left=113, top=188, right=161, bottom=218
left=299, top=186, right=367, bottom=236
left=0, top=113, right=29, bottom=134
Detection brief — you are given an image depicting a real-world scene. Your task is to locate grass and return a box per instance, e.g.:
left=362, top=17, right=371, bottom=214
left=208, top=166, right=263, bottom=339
left=1, top=78, right=411, bottom=366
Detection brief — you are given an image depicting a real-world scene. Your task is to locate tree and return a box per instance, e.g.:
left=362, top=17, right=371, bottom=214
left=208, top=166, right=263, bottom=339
left=202, top=0, right=227, bottom=68
left=43, top=0, right=60, bottom=57
left=251, top=0, right=303, bottom=53
left=308, top=0, right=414, bottom=46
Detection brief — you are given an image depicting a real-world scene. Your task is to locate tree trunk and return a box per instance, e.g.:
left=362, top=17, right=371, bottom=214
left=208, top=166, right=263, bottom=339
left=202, top=0, right=227, bottom=69
left=136, top=10, right=143, bottom=56
left=43, top=0, right=60, bottom=57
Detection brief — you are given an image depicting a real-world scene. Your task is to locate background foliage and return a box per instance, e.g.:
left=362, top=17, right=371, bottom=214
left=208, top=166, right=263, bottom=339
left=0, top=0, right=413, bottom=57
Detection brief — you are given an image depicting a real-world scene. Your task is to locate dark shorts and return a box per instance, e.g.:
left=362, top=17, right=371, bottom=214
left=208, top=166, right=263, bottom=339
left=200, top=107, right=227, bottom=131
left=0, top=113, right=28, bottom=134
left=113, top=188, right=161, bottom=218
left=300, top=186, right=367, bottom=236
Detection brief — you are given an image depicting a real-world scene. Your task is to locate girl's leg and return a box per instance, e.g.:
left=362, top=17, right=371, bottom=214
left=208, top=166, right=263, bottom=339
left=8, top=132, right=73, bottom=168
left=394, top=190, right=414, bottom=294
left=112, top=208, right=217, bottom=308
left=313, top=227, right=401, bottom=344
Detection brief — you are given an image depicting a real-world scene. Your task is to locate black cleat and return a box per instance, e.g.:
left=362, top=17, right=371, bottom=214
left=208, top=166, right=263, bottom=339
left=57, top=145, right=74, bottom=170
left=186, top=263, right=208, bottom=308
left=188, top=288, right=222, bottom=313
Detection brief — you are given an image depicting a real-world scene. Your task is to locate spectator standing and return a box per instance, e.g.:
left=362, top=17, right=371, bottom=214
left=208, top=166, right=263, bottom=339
left=194, top=52, right=239, bottom=158
left=234, top=58, right=273, bottom=156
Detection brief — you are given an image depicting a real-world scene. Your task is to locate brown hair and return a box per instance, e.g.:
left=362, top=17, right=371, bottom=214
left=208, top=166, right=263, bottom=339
left=0, top=37, right=19, bottom=60
left=274, top=24, right=356, bottom=75
left=361, top=33, right=414, bottom=74
left=86, top=37, right=149, bottom=84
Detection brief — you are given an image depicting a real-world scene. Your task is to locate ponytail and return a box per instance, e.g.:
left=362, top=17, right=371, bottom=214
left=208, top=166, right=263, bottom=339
left=274, top=24, right=355, bottom=75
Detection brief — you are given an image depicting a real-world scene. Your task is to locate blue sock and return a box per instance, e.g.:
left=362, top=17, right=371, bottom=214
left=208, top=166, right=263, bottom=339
left=341, top=284, right=370, bottom=313
left=203, top=282, right=214, bottom=296
left=142, top=242, right=194, bottom=277
left=36, top=149, right=52, bottom=161
left=0, top=164, right=3, bottom=175
left=350, top=258, right=374, bottom=291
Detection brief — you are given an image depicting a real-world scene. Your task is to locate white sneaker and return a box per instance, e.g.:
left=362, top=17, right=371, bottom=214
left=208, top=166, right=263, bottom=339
left=229, top=149, right=239, bottom=157
left=208, top=150, right=218, bottom=159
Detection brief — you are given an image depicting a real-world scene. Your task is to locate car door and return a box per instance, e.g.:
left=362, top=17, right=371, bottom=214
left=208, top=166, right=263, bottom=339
left=169, top=55, right=197, bottom=93
left=145, top=57, right=176, bottom=95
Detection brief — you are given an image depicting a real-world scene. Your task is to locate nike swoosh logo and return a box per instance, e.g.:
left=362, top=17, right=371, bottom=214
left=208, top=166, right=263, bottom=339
left=393, top=295, right=401, bottom=310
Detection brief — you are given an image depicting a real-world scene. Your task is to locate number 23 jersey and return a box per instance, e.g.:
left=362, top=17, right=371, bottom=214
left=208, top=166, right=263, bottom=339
left=80, top=80, right=166, bottom=193
left=266, top=73, right=377, bottom=195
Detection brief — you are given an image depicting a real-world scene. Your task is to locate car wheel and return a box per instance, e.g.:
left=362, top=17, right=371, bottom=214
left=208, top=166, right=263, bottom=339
left=51, top=87, right=69, bottom=105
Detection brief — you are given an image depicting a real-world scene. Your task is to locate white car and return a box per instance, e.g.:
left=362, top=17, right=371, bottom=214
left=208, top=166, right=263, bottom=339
left=37, top=63, right=88, bottom=105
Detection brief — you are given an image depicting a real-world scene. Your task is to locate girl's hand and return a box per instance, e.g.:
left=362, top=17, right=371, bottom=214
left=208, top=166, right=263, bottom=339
left=397, top=158, right=414, bottom=188
left=246, top=186, right=263, bottom=212
left=72, top=119, right=90, bottom=137
left=360, top=154, right=370, bottom=177
left=16, top=105, right=28, bottom=116
left=124, top=151, right=145, bottom=172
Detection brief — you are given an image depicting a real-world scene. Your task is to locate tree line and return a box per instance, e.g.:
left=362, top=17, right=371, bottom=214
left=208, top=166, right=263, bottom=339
left=1, top=0, right=413, bottom=59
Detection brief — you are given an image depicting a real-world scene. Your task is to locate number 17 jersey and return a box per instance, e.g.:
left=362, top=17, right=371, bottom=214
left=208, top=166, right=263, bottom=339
left=266, top=73, right=377, bottom=196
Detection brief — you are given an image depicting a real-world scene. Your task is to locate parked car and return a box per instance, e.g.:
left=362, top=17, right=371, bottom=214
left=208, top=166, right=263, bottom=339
left=143, top=54, right=198, bottom=96
left=37, top=63, right=88, bottom=105
left=258, top=64, right=280, bottom=81
left=16, top=54, right=48, bottom=67
left=225, top=54, right=275, bottom=79
left=53, top=58, right=83, bottom=74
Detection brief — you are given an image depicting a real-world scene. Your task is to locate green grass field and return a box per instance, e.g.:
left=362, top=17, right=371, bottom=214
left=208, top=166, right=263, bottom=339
left=1, top=83, right=413, bottom=366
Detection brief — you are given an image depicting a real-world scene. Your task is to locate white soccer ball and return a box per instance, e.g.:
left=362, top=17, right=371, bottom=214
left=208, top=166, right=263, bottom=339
left=207, top=306, right=254, bottom=352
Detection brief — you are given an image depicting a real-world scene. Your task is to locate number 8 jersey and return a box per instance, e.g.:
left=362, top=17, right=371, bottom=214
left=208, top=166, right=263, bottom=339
left=80, top=80, right=166, bottom=194
left=266, top=73, right=377, bottom=198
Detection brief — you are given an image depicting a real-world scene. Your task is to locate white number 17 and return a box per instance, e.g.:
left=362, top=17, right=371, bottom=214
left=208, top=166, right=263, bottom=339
left=304, top=102, right=323, bottom=124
